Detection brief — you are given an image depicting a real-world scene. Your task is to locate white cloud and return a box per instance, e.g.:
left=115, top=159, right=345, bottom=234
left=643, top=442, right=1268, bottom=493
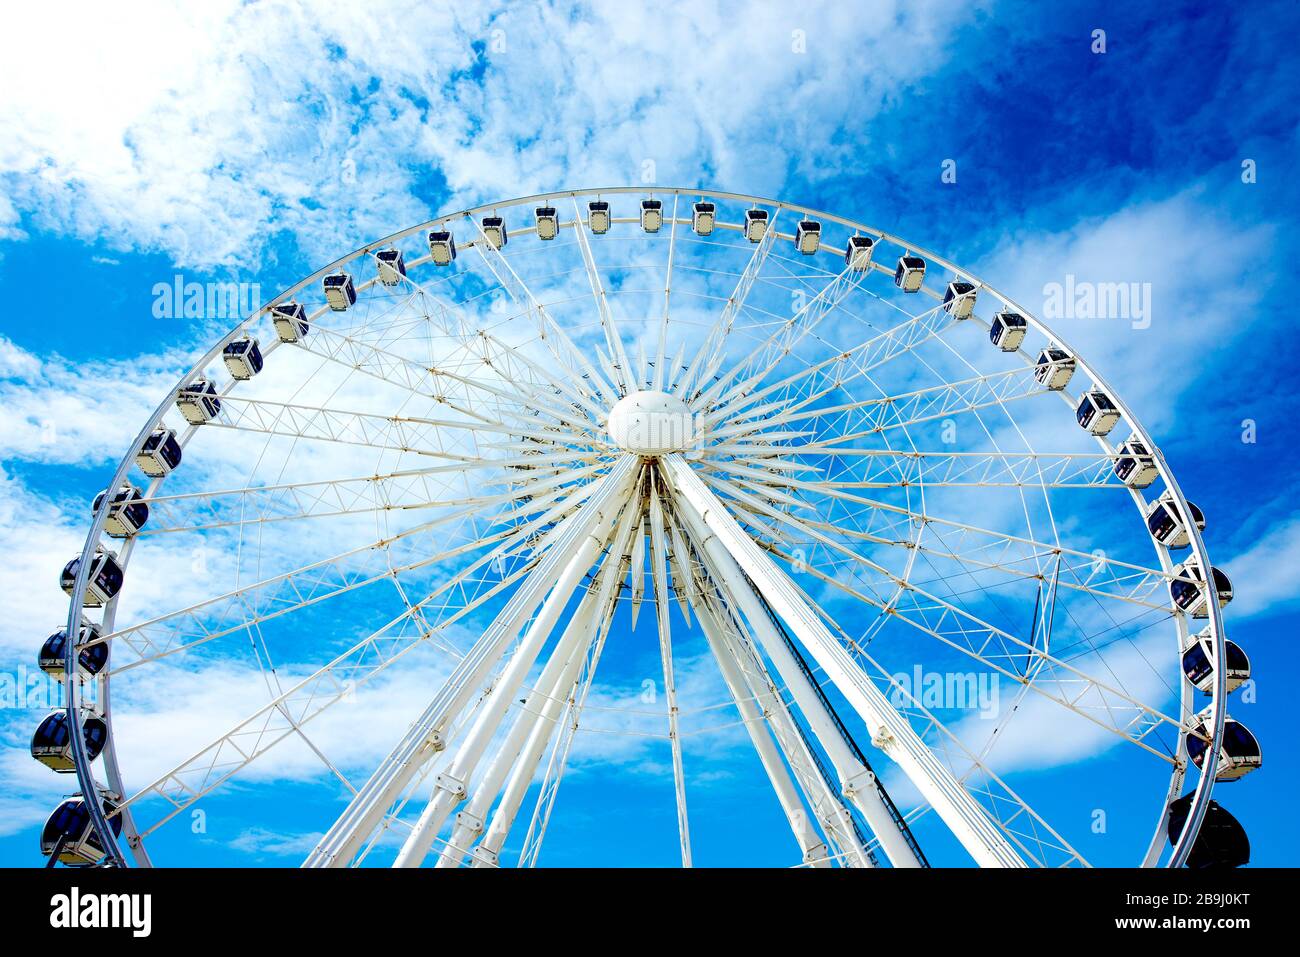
left=1221, top=514, right=1300, bottom=618
left=0, top=191, right=21, bottom=242
left=0, top=0, right=978, bottom=270
left=0, top=798, right=58, bottom=841
left=978, top=186, right=1276, bottom=433
left=0, top=336, right=189, bottom=465
left=227, top=826, right=323, bottom=859
left=956, top=638, right=1176, bottom=774
left=0, top=468, right=101, bottom=654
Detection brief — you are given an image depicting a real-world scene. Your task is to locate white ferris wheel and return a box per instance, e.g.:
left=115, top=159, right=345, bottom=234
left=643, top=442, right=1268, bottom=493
left=38, top=188, right=1260, bottom=869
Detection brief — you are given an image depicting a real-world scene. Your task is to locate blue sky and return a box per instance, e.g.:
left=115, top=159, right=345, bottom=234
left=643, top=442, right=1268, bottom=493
left=0, top=0, right=1296, bottom=867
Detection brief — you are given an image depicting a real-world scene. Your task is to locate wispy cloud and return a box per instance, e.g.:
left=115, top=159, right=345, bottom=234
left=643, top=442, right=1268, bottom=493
left=0, top=0, right=979, bottom=270
left=1222, top=516, right=1300, bottom=619
left=227, top=826, right=323, bottom=859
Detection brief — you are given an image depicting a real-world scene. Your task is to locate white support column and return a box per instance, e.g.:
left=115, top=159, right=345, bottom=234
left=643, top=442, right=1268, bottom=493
left=393, top=500, right=626, bottom=867
left=678, top=501, right=907, bottom=867
left=433, top=585, right=605, bottom=867
left=706, top=597, right=882, bottom=868
left=648, top=481, right=692, bottom=867
left=432, top=484, right=643, bottom=869
left=466, top=616, right=603, bottom=869
left=662, top=453, right=1021, bottom=868
left=466, top=484, right=647, bottom=868
left=303, top=455, right=639, bottom=868
left=689, top=588, right=841, bottom=867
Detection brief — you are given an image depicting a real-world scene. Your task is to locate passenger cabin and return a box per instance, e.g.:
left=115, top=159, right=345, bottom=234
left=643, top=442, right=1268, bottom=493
left=1076, top=389, right=1120, bottom=435
left=534, top=206, right=558, bottom=240
left=1186, top=706, right=1262, bottom=782
left=322, top=272, right=356, bottom=311
left=38, top=622, right=108, bottom=678
left=1145, top=491, right=1206, bottom=549
left=845, top=235, right=875, bottom=271
left=41, top=798, right=123, bottom=866
left=588, top=201, right=611, bottom=235
left=481, top=217, right=508, bottom=249
left=794, top=220, right=821, bottom=255
left=31, top=710, right=107, bottom=772
left=428, top=229, right=457, bottom=264
left=136, top=428, right=182, bottom=478
left=1169, top=557, right=1233, bottom=619
left=271, top=301, right=309, bottom=342
left=1114, top=439, right=1158, bottom=488
left=222, top=337, right=263, bottom=380
left=93, top=484, right=148, bottom=538
left=640, top=199, right=663, bottom=233
left=894, top=255, right=926, bottom=292
left=1167, top=794, right=1250, bottom=868
left=743, top=208, right=768, bottom=243
left=60, top=550, right=124, bottom=608
left=1181, top=625, right=1251, bottom=695
left=989, top=311, right=1028, bottom=352
left=1034, top=348, right=1076, bottom=390
left=375, top=248, right=406, bottom=285
left=176, top=379, right=221, bottom=425
left=943, top=281, right=976, bottom=319
left=692, top=201, right=716, bottom=236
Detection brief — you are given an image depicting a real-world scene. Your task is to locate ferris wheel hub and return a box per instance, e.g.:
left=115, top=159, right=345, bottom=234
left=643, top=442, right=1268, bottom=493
left=607, top=389, right=696, bottom=456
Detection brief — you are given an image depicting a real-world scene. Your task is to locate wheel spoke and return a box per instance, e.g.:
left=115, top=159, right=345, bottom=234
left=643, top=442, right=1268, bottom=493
left=103, top=477, right=600, bottom=670
left=137, top=464, right=595, bottom=535
left=675, top=208, right=782, bottom=401
left=467, top=213, right=620, bottom=408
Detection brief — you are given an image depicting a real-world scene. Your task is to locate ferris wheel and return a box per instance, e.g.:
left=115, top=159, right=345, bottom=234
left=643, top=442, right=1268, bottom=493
left=38, top=187, right=1260, bottom=868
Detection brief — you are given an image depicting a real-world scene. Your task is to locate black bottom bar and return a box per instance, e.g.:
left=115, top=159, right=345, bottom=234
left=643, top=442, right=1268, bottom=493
left=2, top=866, right=1283, bottom=943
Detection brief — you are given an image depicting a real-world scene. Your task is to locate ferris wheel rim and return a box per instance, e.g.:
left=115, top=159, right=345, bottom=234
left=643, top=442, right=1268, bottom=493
left=57, top=185, right=1230, bottom=869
